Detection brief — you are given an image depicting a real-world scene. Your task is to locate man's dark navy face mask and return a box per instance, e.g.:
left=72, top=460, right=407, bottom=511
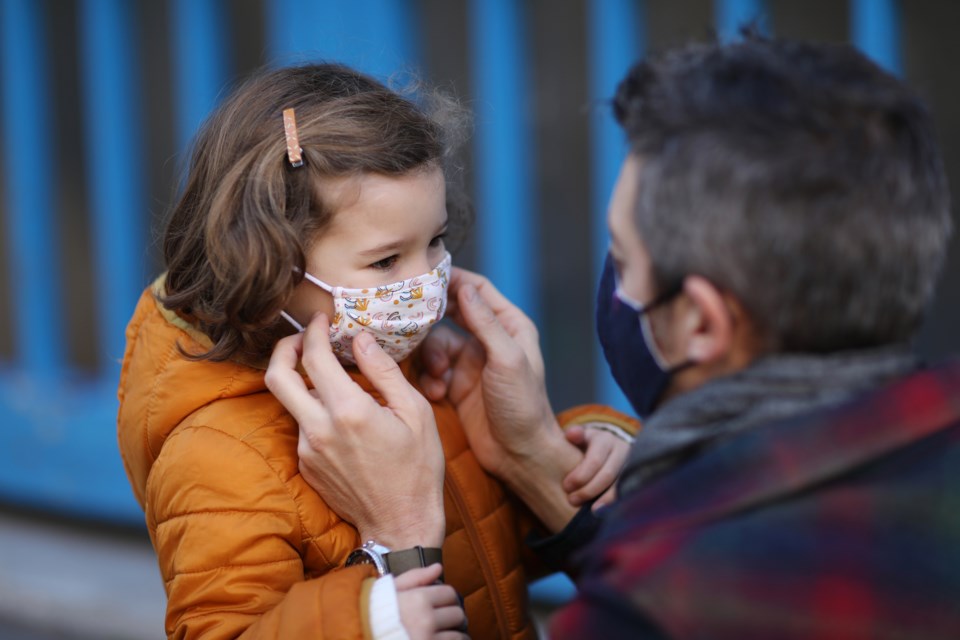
left=595, top=254, right=685, bottom=419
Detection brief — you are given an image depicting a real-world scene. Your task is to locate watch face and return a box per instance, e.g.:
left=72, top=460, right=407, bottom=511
left=347, top=549, right=372, bottom=565
left=346, top=545, right=388, bottom=576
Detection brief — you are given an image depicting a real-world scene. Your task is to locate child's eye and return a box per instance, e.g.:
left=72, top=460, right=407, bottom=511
left=370, top=255, right=398, bottom=271
left=429, top=232, right=447, bottom=248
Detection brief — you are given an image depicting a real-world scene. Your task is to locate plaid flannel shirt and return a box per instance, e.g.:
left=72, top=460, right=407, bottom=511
left=550, top=361, right=960, bottom=639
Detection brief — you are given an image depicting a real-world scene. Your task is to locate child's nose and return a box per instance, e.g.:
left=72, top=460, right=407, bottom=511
left=396, top=256, right=431, bottom=283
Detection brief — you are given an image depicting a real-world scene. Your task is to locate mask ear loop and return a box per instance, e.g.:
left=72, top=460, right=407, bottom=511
left=636, top=280, right=694, bottom=374
left=302, top=272, right=334, bottom=293
left=278, top=271, right=337, bottom=332
left=279, top=311, right=305, bottom=332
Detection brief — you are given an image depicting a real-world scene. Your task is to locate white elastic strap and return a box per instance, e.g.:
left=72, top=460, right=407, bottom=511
left=279, top=310, right=305, bottom=333
left=369, top=574, right=410, bottom=640
left=302, top=271, right=334, bottom=292
left=639, top=313, right=672, bottom=371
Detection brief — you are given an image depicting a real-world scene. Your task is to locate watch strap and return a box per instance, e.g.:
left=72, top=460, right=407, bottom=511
left=384, top=546, right=443, bottom=577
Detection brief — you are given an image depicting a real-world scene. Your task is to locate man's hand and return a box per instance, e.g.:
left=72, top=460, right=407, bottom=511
left=266, top=314, right=445, bottom=549
left=422, top=269, right=553, bottom=476
left=395, top=565, right=468, bottom=640
left=419, top=268, right=583, bottom=532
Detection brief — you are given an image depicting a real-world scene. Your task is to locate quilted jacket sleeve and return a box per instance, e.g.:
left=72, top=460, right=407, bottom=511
left=146, top=424, right=376, bottom=639
left=557, top=404, right=641, bottom=438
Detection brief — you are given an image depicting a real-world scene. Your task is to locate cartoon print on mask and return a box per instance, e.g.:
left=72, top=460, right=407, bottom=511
left=375, top=283, right=403, bottom=302
left=348, top=313, right=372, bottom=327
left=401, top=286, right=424, bottom=301
left=374, top=311, right=403, bottom=332
left=281, top=252, right=453, bottom=365
left=344, top=297, right=370, bottom=311
left=398, top=322, right=420, bottom=337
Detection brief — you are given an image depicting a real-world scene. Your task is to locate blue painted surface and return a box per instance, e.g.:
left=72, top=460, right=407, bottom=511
left=79, top=0, right=147, bottom=369
left=851, top=0, right=901, bottom=75
left=0, top=0, right=144, bottom=527
left=266, top=0, right=418, bottom=80
left=171, top=0, right=229, bottom=153
left=265, top=0, right=328, bottom=65
left=469, top=0, right=539, bottom=323
left=587, top=0, right=643, bottom=413
left=715, top=0, right=767, bottom=41
left=0, top=367, right=143, bottom=523
left=0, top=0, right=64, bottom=378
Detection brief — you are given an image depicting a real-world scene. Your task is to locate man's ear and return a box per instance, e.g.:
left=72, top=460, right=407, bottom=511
left=680, top=275, right=735, bottom=365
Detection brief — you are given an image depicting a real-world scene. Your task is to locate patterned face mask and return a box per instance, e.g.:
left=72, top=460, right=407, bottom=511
left=281, top=252, right=451, bottom=365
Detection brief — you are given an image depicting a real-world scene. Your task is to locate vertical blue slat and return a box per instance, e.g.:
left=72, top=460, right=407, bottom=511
left=588, top=0, right=643, bottom=413
left=171, top=0, right=228, bottom=154
left=851, top=0, right=901, bottom=75
left=0, top=0, right=64, bottom=376
left=469, top=0, right=539, bottom=322
left=79, top=0, right=146, bottom=369
left=361, top=0, right=420, bottom=80
left=715, top=0, right=767, bottom=41
left=266, top=0, right=327, bottom=66
left=266, top=1, right=417, bottom=81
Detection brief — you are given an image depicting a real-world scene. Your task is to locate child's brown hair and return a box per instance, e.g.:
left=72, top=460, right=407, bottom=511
left=160, top=64, right=469, bottom=362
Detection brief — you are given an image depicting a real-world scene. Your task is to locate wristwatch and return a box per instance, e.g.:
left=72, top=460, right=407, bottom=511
left=345, top=540, right=443, bottom=577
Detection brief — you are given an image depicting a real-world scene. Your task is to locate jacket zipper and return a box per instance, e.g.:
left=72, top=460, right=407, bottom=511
left=445, top=465, right=514, bottom=639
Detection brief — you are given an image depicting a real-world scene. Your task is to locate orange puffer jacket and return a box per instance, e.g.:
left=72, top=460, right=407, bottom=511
left=118, top=283, right=639, bottom=639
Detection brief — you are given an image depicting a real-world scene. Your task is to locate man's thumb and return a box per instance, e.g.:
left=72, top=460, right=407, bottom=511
left=458, top=284, right=514, bottom=359
left=353, top=332, right=426, bottom=415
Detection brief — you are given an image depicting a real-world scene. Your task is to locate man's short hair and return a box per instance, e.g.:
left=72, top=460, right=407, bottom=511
left=613, top=34, right=952, bottom=352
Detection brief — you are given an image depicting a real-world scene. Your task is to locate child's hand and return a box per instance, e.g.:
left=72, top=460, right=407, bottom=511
left=395, top=564, right=468, bottom=639
left=562, top=425, right=631, bottom=510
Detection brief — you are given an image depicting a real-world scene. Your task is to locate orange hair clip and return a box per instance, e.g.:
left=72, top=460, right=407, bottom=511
left=282, top=107, right=304, bottom=168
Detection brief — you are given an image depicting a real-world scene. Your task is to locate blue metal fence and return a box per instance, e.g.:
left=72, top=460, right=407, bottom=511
left=0, top=0, right=903, bottom=603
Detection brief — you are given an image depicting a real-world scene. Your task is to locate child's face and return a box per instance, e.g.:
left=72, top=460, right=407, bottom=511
left=285, top=166, right=448, bottom=325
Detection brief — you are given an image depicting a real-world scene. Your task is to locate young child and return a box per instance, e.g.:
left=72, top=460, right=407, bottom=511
left=117, top=63, right=638, bottom=639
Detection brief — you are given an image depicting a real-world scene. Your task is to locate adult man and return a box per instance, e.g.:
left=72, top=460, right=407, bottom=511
left=268, top=35, right=960, bottom=638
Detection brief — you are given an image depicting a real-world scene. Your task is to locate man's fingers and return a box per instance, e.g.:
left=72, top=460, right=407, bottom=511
left=298, top=313, right=362, bottom=410
left=265, top=333, right=326, bottom=423
left=449, top=267, right=517, bottom=317
left=456, top=283, right=525, bottom=371
left=352, top=332, right=430, bottom=419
